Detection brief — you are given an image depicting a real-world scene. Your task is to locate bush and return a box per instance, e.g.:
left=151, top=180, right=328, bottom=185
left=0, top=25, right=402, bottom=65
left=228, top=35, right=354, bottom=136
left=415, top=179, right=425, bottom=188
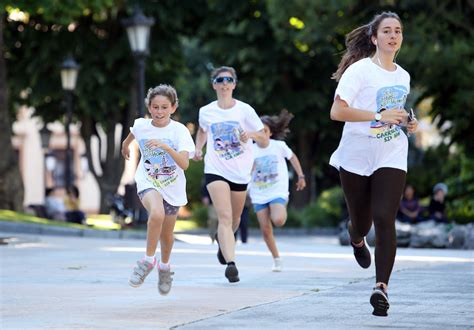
left=301, top=186, right=344, bottom=228
left=186, top=161, right=205, bottom=207
left=192, top=204, right=208, bottom=228
left=285, top=207, right=304, bottom=228
left=448, top=199, right=474, bottom=224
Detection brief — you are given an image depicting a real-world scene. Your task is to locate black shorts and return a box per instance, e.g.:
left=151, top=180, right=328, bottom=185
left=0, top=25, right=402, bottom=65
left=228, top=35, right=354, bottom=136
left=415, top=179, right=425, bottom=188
left=205, top=173, right=248, bottom=192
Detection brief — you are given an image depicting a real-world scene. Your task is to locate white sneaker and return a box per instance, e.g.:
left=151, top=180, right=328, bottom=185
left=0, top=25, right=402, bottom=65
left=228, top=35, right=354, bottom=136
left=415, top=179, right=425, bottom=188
left=272, top=258, right=282, bottom=272
left=158, top=266, right=174, bottom=295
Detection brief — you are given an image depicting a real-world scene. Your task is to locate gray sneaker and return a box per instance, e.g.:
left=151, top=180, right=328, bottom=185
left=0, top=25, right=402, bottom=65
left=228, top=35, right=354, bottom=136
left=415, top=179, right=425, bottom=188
left=129, top=259, right=155, bottom=288
left=158, top=267, right=174, bottom=295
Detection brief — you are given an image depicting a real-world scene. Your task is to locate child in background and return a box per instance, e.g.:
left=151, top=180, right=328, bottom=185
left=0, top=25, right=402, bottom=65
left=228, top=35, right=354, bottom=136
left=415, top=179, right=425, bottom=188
left=64, top=185, right=86, bottom=224
left=121, top=84, right=195, bottom=295
left=44, top=186, right=66, bottom=221
left=248, top=109, right=306, bottom=272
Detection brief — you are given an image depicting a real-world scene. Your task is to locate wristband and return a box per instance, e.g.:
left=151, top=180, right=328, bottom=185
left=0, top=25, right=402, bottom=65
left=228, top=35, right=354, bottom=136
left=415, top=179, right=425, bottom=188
left=298, top=175, right=305, bottom=179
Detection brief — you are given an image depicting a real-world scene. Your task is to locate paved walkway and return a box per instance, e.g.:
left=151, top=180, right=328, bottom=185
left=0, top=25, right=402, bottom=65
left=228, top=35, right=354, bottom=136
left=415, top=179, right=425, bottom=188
left=1, top=231, right=473, bottom=329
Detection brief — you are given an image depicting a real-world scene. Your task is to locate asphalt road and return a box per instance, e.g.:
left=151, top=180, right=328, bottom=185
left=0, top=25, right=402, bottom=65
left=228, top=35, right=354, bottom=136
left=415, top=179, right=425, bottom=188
left=1, top=231, right=473, bottom=329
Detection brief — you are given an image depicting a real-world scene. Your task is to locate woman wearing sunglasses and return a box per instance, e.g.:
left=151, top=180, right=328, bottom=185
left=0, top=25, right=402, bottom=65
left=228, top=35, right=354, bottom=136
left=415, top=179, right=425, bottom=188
left=194, top=66, right=266, bottom=283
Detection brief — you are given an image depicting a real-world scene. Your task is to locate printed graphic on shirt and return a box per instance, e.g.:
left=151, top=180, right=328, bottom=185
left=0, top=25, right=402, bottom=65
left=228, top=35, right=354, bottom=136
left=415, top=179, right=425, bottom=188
left=210, top=121, right=244, bottom=160
left=370, top=85, right=408, bottom=142
left=252, top=155, right=278, bottom=190
left=139, top=138, right=178, bottom=188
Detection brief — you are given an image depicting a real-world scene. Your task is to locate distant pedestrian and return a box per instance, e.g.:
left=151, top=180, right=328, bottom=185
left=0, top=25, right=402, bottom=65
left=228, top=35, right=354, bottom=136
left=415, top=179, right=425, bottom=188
left=428, top=182, right=448, bottom=223
left=329, top=12, right=418, bottom=316
left=397, top=184, right=424, bottom=224
left=248, top=109, right=306, bottom=272
left=44, top=186, right=66, bottom=221
left=193, top=66, right=266, bottom=283
left=121, top=84, right=195, bottom=295
left=64, top=185, right=86, bottom=224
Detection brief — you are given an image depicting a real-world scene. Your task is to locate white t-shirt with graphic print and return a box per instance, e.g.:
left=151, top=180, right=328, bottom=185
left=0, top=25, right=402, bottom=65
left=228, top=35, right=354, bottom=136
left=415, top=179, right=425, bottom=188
left=329, top=57, right=411, bottom=176
left=248, top=139, right=294, bottom=204
left=199, top=99, right=264, bottom=184
left=131, top=118, right=195, bottom=206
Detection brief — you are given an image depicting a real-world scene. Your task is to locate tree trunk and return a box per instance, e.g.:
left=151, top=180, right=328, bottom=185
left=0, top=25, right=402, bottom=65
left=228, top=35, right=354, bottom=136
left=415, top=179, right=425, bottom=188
left=81, top=118, right=127, bottom=214
left=80, top=83, right=135, bottom=214
left=0, top=14, right=24, bottom=211
left=290, top=130, right=316, bottom=209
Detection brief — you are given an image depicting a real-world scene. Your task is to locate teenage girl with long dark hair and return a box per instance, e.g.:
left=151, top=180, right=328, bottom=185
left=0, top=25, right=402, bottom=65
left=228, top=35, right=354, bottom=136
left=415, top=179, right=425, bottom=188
left=330, top=12, right=418, bottom=316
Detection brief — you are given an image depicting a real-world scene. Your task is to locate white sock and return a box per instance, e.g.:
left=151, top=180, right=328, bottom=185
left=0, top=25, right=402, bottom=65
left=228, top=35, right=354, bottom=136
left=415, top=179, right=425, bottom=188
left=159, top=261, right=170, bottom=270
left=144, top=255, right=155, bottom=263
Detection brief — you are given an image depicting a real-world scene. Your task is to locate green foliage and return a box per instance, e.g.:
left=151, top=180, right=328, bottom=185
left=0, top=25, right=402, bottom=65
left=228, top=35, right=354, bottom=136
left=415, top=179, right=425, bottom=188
left=401, top=0, right=474, bottom=156
left=300, top=186, right=344, bottom=227
left=191, top=204, right=208, bottom=228
left=285, top=186, right=345, bottom=228
left=407, top=143, right=474, bottom=223
left=185, top=159, right=205, bottom=207
left=3, top=0, right=473, bottom=216
left=445, top=151, right=474, bottom=223
left=448, top=201, right=474, bottom=224
left=407, top=144, right=459, bottom=198
left=285, top=207, right=304, bottom=228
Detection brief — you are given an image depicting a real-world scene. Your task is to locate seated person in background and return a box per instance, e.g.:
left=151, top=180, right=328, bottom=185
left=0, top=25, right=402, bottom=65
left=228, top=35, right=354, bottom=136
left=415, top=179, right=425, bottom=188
left=429, top=182, right=448, bottom=223
left=64, top=185, right=86, bottom=224
left=398, top=184, right=424, bottom=223
left=44, top=187, right=66, bottom=221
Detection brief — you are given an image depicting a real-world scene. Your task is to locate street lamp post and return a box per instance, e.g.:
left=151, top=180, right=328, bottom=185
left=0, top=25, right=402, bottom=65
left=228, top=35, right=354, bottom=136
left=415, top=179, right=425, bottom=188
left=121, top=6, right=154, bottom=117
left=40, top=123, right=52, bottom=191
left=60, top=57, right=79, bottom=193
left=122, top=7, right=154, bottom=223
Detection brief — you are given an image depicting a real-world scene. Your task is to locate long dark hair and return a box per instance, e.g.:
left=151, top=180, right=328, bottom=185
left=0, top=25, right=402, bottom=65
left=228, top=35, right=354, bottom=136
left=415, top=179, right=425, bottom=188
left=332, top=11, right=402, bottom=82
left=260, top=109, right=294, bottom=140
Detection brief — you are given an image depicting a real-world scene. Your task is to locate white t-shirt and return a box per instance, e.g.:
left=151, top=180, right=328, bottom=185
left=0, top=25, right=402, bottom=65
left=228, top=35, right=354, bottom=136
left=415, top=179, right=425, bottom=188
left=248, top=139, right=294, bottom=204
left=130, top=118, right=195, bottom=206
left=329, top=57, right=411, bottom=176
left=199, top=99, right=264, bottom=184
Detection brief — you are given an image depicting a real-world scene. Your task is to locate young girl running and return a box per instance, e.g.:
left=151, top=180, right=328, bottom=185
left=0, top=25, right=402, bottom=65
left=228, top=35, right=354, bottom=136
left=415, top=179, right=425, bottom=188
left=121, top=84, right=195, bottom=295
left=194, top=66, right=266, bottom=283
left=248, top=109, right=306, bottom=272
left=329, top=12, right=418, bottom=316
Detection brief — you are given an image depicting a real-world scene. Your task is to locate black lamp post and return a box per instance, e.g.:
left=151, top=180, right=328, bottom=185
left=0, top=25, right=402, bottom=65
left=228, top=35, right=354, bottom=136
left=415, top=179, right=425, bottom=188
left=122, top=6, right=154, bottom=117
left=40, top=123, right=52, bottom=191
left=40, top=124, right=51, bottom=152
left=60, top=56, right=79, bottom=192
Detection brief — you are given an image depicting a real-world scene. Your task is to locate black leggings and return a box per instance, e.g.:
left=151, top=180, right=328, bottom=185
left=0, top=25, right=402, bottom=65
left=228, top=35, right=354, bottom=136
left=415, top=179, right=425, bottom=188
left=340, top=167, right=406, bottom=284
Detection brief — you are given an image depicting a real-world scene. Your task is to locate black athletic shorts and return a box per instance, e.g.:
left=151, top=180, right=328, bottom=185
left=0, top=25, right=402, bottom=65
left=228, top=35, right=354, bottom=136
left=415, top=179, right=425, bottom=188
left=205, top=173, right=248, bottom=192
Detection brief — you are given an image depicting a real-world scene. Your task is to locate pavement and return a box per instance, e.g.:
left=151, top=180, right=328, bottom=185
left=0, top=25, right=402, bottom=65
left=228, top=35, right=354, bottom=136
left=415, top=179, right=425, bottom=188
left=1, top=227, right=473, bottom=329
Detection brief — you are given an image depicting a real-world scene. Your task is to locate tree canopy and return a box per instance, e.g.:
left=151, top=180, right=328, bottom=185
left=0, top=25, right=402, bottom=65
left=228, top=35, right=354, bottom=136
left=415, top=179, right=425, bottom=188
left=2, top=0, right=473, bottom=214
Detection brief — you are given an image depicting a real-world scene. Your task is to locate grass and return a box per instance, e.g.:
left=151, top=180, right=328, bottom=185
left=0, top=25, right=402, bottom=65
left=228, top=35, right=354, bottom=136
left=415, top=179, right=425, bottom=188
left=0, top=209, right=200, bottom=232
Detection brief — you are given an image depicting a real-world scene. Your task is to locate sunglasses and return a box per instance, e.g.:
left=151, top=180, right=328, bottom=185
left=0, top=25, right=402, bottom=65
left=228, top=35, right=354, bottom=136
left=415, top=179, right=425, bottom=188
left=213, top=76, right=235, bottom=84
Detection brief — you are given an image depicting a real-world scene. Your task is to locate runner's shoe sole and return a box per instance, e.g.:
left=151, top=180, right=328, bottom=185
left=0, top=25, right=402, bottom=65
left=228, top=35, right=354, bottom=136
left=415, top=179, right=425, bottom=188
left=370, top=289, right=389, bottom=317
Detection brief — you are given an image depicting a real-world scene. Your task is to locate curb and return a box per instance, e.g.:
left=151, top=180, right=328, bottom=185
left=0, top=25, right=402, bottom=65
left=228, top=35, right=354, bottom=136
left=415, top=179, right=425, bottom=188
left=0, top=221, right=147, bottom=240
left=0, top=220, right=339, bottom=240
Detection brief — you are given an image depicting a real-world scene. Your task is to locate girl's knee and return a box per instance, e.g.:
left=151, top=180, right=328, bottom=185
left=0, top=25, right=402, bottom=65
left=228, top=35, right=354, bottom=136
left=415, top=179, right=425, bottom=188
left=272, top=217, right=286, bottom=227
left=148, top=209, right=164, bottom=224
left=218, top=219, right=233, bottom=229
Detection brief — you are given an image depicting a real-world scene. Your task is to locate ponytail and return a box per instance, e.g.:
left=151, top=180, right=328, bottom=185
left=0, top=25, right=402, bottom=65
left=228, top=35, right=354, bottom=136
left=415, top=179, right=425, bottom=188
left=261, top=109, right=294, bottom=140
left=332, top=12, right=402, bottom=82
